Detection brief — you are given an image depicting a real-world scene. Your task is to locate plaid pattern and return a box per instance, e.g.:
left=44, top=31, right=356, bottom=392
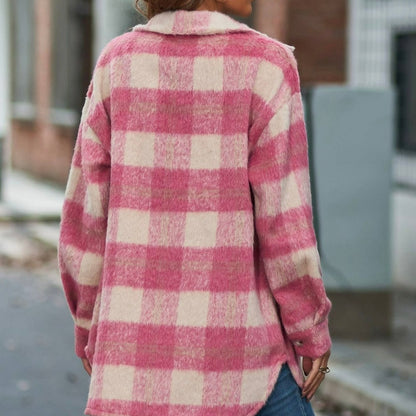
left=58, top=10, right=331, bottom=416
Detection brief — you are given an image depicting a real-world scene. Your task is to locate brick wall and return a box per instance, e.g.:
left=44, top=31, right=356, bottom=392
left=11, top=0, right=74, bottom=184
left=11, top=121, right=75, bottom=183
left=254, top=0, right=347, bottom=85
left=10, top=0, right=83, bottom=184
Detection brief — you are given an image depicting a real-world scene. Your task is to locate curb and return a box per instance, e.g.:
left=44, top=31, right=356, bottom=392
left=319, top=362, right=416, bottom=416
left=26, top=223, right=60, bottom=250
left=0, top=212, right=61, bottom=223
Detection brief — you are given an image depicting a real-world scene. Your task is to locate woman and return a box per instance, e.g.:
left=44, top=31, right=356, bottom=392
left=58, top=0, right=332, bottom=415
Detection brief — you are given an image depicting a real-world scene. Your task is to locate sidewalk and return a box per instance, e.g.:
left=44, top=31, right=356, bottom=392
left=0, top=169, right=63, bottom=249
left=1, top=169, right=416, bottom=416
left=318, top=291, right=416, bottom=416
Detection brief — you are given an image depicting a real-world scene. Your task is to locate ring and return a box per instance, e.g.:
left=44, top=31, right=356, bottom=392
left=319, top=366, right=330, bottom=374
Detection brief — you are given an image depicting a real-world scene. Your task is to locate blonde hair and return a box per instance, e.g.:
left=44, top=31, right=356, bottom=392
left=136, top=0, right=204, bottom=19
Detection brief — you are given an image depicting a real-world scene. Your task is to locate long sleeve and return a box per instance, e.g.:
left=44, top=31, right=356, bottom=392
left=248, top=49, right=331, bottom=359
left=58, top=59, right=111, bottom=358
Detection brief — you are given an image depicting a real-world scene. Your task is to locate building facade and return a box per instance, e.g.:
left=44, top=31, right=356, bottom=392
left=9, top=0, right=416, bottom=182
left=349, top=0, right=416, bottom=176
left=8, top=0, right=144, bottom=183
left=255, top=0, right=348, bottom=84
left=346, top=0, right=416, bottom=291
left=9, top=0, right=94, bottom=182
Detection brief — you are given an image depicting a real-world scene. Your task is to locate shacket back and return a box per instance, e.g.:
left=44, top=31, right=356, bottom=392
left=58, top=10, right=332, bottom=416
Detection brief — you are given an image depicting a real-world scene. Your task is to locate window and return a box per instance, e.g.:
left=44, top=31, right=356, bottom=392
left=395, top=32, right=416, bottom=152
left=51, top=0, right=93, bottom=127
left=10, top=0, right=35, bottom=120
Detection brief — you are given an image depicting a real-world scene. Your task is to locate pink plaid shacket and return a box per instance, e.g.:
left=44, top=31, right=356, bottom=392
left=59, top=10, right=331, bottom=416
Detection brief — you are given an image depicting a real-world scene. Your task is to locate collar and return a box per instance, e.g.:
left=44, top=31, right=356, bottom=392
left=133, top=10, right=253, bottom=36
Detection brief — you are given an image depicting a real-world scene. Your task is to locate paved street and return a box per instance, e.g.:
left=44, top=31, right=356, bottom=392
left=0, top=266, right=90, bottom=416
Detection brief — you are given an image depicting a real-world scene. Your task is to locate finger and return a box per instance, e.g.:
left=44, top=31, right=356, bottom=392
left=305, top=373, right=325, bottom=400
left=321, top=350, right=331, bottom=365
left=86, top=361, right=92, bottom=376
left=303, top=362, right=331, bottom=399
left=303, top=368, right=324, bottom=392
left=320, top=353, right=330, bottom=368
left=302, top=359, right=325, bottom=395
left=303, top=371, right=325, bottom=398
left=81, top=358, right=92, bottom=376
left=302, top=368, right=321, bottom=396
left=302, top=358, right=323, bottom=391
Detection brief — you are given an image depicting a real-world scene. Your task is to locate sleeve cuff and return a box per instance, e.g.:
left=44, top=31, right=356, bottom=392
left=74, top=325, right=90, bottom=358
left=289, top=318, right=332, bottom=359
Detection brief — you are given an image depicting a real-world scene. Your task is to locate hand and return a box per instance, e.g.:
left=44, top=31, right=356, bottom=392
left=301, top=349, right=331, bottom=400
left=81, top=357, right=92, bottom=376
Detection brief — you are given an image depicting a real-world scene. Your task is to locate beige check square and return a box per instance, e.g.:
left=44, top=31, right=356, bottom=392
left=193, top=57, right=224, bottom=91
left=184, top=212, right=218, bottom=248
left=78, top=252, right=103, bottom=286
left=253, top=61, right=283, bottom=103
left=240, top=368, right=269, bottom=405
left=88, top=365, right=100, bottom=399
left=280, top=172, right=302, bottom=213
left=170, top=369, right=204, bottom=405
left=85, top=184, right=104, bottom=217
left=94, top=64, right=111, bottom=99
left=116, top=209, right=150, bottom=245
left=130, top=53, right=159, bottom=89
left=245, top=291, right=265, bottom=328
left=176, top=291, right=209, bottom=327
left=108, top=286, right=143, bottom=323
left=293, top=247, right=321, bottom=279
left=190, top=135, right=222, bottom=170
left=65, top=166, right=81, bottom=200
left=124, top=132, right=155, bottom=167
left=61, top=244, right=83, bottom=280
left=101, top=365, right=135, bottom=400
left=268, top=100, right=291, bottom=138
left=84, top=125, right=101, bottom=145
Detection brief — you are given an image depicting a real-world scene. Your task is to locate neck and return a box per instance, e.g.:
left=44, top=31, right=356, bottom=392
left=196, top=0, right=223, bottom=13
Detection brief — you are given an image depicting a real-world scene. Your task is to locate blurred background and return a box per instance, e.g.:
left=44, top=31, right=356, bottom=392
left=0, top=1, right=415, bottom=415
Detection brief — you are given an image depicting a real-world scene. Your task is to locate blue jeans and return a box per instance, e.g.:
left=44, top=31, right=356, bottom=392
left=256, top=364, right=315, bottom=416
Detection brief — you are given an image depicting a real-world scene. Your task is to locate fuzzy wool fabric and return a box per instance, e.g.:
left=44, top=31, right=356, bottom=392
left=58, top=10, right=331, bottom=416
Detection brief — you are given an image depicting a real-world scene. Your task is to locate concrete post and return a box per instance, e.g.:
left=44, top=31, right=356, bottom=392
left=254, top=0, right=289, bottom=41
left=93, top=0, right=145, bottom=62
left=305, top=86, right=395, bottom=339
left=0, top=0, right=11, bottom=200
